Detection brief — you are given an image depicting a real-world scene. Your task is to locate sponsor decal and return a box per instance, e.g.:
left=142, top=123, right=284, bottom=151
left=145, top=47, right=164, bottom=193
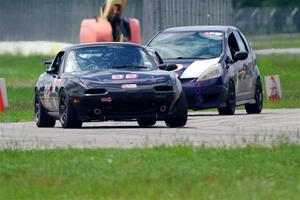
left=112, top=74, right=139, bottom=79
left=52, top=79, right=61, bottom=92
left=121, top=84, right=137, bottom=89
left=44, top=85, right=51, bottom=98
left=112, top=74, right=125, bottom=80
left=125, top=74, right=138, bottom=79
left=203, top=32, right=223, bottom=36
left=101, top=97, right=112, bottom=103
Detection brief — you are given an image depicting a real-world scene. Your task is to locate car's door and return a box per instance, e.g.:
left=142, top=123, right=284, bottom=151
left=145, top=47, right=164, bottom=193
left=233, top=31, right=253, bottom=100
left=238, top=31, right=256, bottom=99
left=44, top=52, right=65, bottom=111
left=226, top=32, right=245, bottom=101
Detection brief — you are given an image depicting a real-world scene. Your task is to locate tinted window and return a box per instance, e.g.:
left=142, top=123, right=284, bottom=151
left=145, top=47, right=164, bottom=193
left=228, top=33, right=240, bottom=58
left=237, top=31, right=249, bottom=52
left=51, top=52, right=64, bottom=73
left=233, top=31, right=247, bottom=52
left=149, top=31, right=224, bottom=59
left=64, top=46, right=156, bottom=73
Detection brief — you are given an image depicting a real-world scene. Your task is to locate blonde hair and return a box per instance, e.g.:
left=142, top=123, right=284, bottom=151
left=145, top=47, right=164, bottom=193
left=100, top=0, right=127, bottom=19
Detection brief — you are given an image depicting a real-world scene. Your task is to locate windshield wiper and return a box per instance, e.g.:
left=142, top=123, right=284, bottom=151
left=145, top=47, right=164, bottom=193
left=111, top=65, right=148, bottom=69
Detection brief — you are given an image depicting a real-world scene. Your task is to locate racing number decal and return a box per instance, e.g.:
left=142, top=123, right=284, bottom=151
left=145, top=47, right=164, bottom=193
left=44, top=85, right=51, bottom=99
left=53, top=79, right=61, bottom=92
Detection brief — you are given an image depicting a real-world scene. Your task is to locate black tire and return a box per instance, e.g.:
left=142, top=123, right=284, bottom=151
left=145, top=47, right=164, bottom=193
left=59, top=90, right=82, bottom=129
left=137, top=116, right=156, bottom=127
left=245, top=79, right=263, bottom=114
left=165, top=92, right=188, bottom=128
left=34, top=92, right=56, bottom=128
left=218, top=80, right=236, bottom=115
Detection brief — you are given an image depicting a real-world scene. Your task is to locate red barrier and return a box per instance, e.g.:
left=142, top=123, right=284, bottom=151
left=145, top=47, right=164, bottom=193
left=128, top=18, right=141, bottom=44
left=80, top=18, right=113, bottom=43
left=79, top=17, right=141, bottom=44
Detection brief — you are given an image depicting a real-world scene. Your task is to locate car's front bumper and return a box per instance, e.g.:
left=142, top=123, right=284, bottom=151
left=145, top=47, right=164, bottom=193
left=181, top=77, right=227, bottom=110
left=70, top=91, right=179, bottom=122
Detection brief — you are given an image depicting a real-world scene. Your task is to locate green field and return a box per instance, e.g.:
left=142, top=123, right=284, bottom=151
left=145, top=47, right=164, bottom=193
left=0, top=55, right=46, bottom=122
left=0, top=54, right=300, bottom=122
left=0, top=145, right=299, bottom=199
left=258, top=55, right=300, bottom=108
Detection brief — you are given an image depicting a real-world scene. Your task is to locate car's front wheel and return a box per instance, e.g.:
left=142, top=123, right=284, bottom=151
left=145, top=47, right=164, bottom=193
left=59, top=90, right=82, bottom=128
left=137, top=116, right=156, bottom=127
left=165, top=92, right=188, bottom=128
left=34, top=92, right=56, bottom=128
left=245, top=79, right=263, bottom=114
left=218, top=80, right=236, bottom=115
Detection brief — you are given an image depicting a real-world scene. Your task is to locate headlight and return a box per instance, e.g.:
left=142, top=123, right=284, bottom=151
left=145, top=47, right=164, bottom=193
left=197, top=63, right=223, bottom=81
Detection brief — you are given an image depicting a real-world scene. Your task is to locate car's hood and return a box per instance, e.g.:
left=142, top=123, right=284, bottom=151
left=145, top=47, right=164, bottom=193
left=75, top=69, right=175, bottom=87
left=165, top=57, right=220, bottom=79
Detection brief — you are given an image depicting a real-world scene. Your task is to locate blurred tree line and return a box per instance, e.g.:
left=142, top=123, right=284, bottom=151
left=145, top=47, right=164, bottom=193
left=233, top=0, right=299, bottom=8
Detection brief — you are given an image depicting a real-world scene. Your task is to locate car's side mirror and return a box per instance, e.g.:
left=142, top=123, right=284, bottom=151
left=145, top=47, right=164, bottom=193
left=159, top=64, right=177, bottom=71
left=42, top=59, right=53, bottom=67
left=234, top=51, right=248, bottom=61
left=44, top=60, right=53, bottom=65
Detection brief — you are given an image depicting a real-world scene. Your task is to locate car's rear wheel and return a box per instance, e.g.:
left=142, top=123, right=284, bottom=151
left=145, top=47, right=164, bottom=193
left=59, top=90, right=82, bottom=129
left=245, top=79, right=263, bottom=114
left=34, top=92, right=56, bottom=128
left=165, top=92, right=188, bottom=128
left=218, top=80, right=236, bottom=115
left=137, top=116, right=156, bottom=127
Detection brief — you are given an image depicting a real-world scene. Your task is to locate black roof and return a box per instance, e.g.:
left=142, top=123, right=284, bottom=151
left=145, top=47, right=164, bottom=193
left=61, top=42, right=143, bottom=52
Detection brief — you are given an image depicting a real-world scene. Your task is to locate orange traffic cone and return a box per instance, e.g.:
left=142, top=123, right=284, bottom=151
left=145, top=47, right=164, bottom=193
left=0, top=88, right=5, bottom=112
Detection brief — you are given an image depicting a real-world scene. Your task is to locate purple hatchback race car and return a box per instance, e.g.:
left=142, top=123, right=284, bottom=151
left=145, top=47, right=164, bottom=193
left=147, top=26, right=263, bottom=115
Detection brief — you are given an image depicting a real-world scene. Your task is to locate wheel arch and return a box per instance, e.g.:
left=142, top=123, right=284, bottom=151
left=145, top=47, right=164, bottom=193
left=58, top=87, right=65, bottom=97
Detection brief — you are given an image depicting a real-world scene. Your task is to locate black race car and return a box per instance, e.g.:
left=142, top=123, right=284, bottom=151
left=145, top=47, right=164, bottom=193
left=34, top=43, right=187, bottom=128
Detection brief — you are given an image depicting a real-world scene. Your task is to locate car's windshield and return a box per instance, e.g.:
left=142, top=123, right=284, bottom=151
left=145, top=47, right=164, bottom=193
left=148, top=31, right=224, bottom=60
left=64, top=45, right=156, bottom=73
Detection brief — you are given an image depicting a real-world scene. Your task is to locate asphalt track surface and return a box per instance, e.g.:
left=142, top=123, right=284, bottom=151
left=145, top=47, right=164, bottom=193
left=0, top=109, right=300, bottom=149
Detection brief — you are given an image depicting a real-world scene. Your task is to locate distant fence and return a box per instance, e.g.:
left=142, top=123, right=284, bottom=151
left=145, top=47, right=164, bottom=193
left=0, top=0, right=233, bottom=44
left=141, top=0, right=233, bottom=42
left=234, top=7, right=300, bottom=35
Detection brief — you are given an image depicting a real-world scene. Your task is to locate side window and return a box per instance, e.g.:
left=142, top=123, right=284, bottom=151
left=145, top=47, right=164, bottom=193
left=147, top=49, right=163, bottom=65
left=227, top=33, right=240, bottom=58
left=238, top=31, right=249, bottom=52
left=233, top=31, right=247, bottom=52
left=50, top=52, right=65, bottom=74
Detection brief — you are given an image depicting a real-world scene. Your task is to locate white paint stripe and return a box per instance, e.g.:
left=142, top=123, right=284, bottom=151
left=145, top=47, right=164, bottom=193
left=181, top=57, right=220, bottom=79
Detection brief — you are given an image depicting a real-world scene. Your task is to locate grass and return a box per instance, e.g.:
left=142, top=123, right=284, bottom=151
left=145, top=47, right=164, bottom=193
left=248, top=33, right=300, bottom=50
left=0, top=55, right=46, bottom=122
left=0, top=54, right=300, bottom=122
left=0, top=145, right=299, bottom=199
left=258, top=55, right=300, bottom=108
